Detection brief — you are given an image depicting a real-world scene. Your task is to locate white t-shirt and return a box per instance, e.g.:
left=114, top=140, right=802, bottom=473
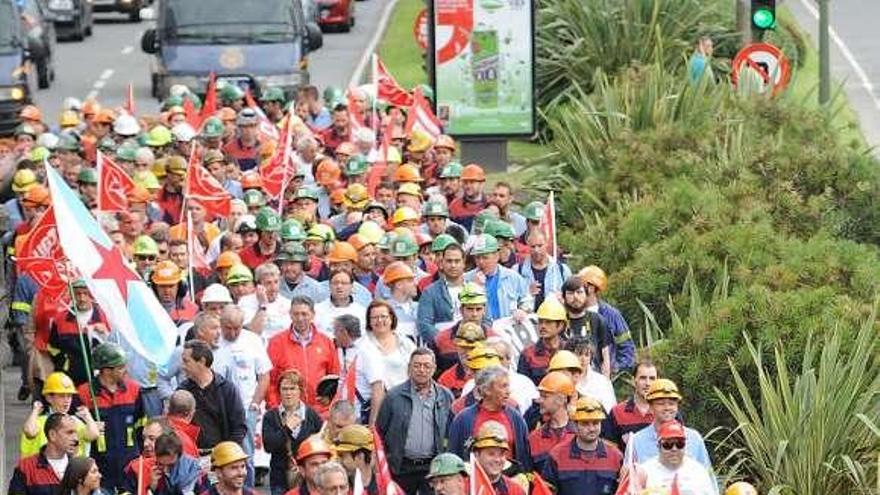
left=220, top=329, right=274, bottom=406
left=355, top=333, right=417, bottom=403
left=639, top=456, right=719, bottom=495
left=577, top=369, right=617, bottom=413
left=313, top=299, right=367, bottom=338
left=238, top=293, right=292, bottom=341
left=47, top=455, right=69, bottom=480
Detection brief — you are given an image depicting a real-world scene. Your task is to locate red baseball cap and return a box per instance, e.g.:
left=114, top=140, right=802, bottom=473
left=658, top=421, right=686, bottom=440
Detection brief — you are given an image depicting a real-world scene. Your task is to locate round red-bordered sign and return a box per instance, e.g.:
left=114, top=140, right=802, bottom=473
left=413, top=8, right=428, bottom=51
left=731, top=42, right=792, bottom=96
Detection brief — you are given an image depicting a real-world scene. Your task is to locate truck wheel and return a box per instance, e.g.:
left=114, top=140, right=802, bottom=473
left=37, top=59, right=50, bottom=89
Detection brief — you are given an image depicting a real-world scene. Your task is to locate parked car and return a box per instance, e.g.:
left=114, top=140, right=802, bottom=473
left=317, top=0, right=354, bottom=32
left=20, top=0, right=56, bottom=89
left=46, top=0, right=93, bottom=41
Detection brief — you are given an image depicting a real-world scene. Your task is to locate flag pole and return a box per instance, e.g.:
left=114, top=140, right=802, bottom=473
left=66, top=278, right=101, bottom=422
left=186, top=211, right=196, bottom=302
left=371, top=53, right=378, bottom=135
left=549, top=190, right=557, bottom=258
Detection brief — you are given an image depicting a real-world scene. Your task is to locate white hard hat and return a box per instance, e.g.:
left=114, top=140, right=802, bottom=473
left=62, top=97, right=83, bottom=112
left=171, top=123, right=196, bottom=142
left=201, top=283, right=233, bottom=304
left=36, top=132, right=59, bottom=150
left=113, top=114, right=141, bottom=136
left=169, top=84, right=190, bottom=98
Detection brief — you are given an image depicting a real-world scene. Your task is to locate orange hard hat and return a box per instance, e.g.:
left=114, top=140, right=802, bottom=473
left=434, top=134, right=456, bottom=151
left=336, top=142, right=357, bottom=157
left=21, top=184, right=50, bottom=206
left=129, top=185, right=152, bottom=204
left=240, top=172, right=263, bottom=190
left=327, top=241, right=358, bottom=263
left=316, top=159, right=341, bottom=187
left=383, top=260, right=415, bottom=285
left=461, top=164, right=486, bottom=182
left=19, top=105, right=42, bottom=122
left=94, top=109, right=116, bottom=124
left=348, top=233, right=373, bottom=251
left=578, top=265, right=608, bottom=292
left=216, top=251, right=242, bottom=269
left=82, top=99, right=101, bottom=117
left=151, top=260, right=182, bottom=285
left=537, top=370, right=575, bottom=396
left=295, top=435, right=332, bottom=462
left=392, top=163, right=423, bottom=183
left=217, top=107, right=237, bottom=122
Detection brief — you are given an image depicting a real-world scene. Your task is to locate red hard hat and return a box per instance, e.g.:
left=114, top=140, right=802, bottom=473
left=461, top=164, right=485, bottom=181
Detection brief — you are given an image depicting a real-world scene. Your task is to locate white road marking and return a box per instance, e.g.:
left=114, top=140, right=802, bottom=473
left=93, top=80, right=106, bottom=89
left=349, top=0, right=400, bottom=86
left=99, top=69, right=115, bottom=80
left=121, top=45, right=134, bottom=55
left=798, top=0, right=880, bottom=111
left=86, top=90, right=99, bottom=100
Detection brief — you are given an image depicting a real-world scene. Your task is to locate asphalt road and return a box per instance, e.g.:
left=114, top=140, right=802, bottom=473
left=3, top=0, right=391, bottom=488
left=787, top=0, right=880, bottom=152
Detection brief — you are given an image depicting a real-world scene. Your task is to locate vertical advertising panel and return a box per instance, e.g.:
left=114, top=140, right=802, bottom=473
left=431, top=0, right=535, bottom=137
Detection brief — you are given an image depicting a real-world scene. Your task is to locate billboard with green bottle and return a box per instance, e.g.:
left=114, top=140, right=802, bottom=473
left=431, top=0, right=535, bottom=137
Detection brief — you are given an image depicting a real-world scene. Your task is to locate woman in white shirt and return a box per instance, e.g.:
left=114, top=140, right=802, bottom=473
left=567, top=337, right=617, bottom=412
left=355, top=299, right=416, bottom=425
left=313, top=270, right=367, bottom=337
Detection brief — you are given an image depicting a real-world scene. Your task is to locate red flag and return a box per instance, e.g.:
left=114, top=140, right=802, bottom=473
left=541, top=191, right=558, bottom=258
left=185, top=149, right=232, bottom=220
left=373, top=54, right=413, bottom=107
left=259, top=114, right=295, bottom=200
left=198, top=72, right=217, bottom=125
left=531, top=473, right=553, bottom=495
left=186, top=211, right=211, bottom=276
left=96, top=152, right=138, bottom=212
left=615, top=451, right=645, bottom=495
left=183, top=96, right=199, bottom=129
left=371, top=428, right=406, bottom=495
left=244, top=89, right=281, bottom=142
left=124, top=82, right=136, bottom=116
left=333, top=357, right=357, bottom=405
left=405, top=87, right=442, bottom=140
left=16, top=206, right=76, bottom=302
left=470, top=454, right=497, bottom=495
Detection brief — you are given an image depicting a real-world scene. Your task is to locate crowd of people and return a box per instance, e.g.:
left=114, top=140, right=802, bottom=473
left=2, top=82, right=758, bottom=495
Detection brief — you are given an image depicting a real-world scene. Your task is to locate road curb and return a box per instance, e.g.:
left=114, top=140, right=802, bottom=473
left=349, top=0, right=401, bottom=86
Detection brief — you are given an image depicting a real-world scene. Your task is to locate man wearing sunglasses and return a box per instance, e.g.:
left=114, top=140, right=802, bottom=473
left=638, top=421, right=718, bottom=495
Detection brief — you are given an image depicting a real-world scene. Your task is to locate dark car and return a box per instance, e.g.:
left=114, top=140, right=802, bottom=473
left=0, top=0, right=39, bottom=136
left=91, top=0, right=145, bottom=22
left=20, top=0, right=56, bottom=89
left=45, top=0, right=93, bottom=41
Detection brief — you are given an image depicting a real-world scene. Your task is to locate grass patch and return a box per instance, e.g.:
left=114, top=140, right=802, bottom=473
left=377, top=0, right=428, bottom=89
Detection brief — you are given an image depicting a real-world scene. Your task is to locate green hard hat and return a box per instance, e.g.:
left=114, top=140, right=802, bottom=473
left=470, top=234, right=499, bottom=255
left=484, top=219, right=515, bottom=240
left=255, top=207, right=282, bottom=232
left=145, top=125, right=173, bottom=147
left=459, top=282, right=487, bottom=306
left=390, top=234, right=418, bottom=258
left=417, top=84, right=434, bottom=103
left=56, top=134, right=81, bottom=152
left=275, top=241, right=309, bottom=263
left=472, top=209, right=499, bottom=235
left=115, top=143, right=138, bottom=162
left=431, top=233, right=459, bottom=253
left=294, top=186, right=320, bottom=202
left=422, top=200, right=448, bottom=218
left=201, top=117, right=225, bottom=139
left=30, top=147, right=50, bottom=162
left=219, top=84, right=245, bottom=103
left=438, top=162, right=463, bottom=179
left=225, top=263, right=254, bottom=285
left=162, top=95, right=184, bottom=110
left=92, top=342, right=127, bottom=369
left=260, top=87, right=286, bottom=103
left=132, top=235, right=159, bottom=256
left=98, top=136, right=116, bottom=152
left=523, top=201, right=545, bottom=222
left=15, top=123, right=37, bottom=137
left=377, top=231, right=398, bottom=251
left=77, top=167, right=98, bottom=184
left=426, top=453, right=467, bottom=480
left=344, top=155, right=369, bottom=177
left=243, top=189, right=266, bottom=208
left=280, top=218, right=307, bottom=242
left=323, top=86, right=344, bottom=106
left=306, top=223, right=335, bottom=243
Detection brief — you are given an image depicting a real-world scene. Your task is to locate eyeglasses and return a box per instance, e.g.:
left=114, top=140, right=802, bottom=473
left=660, top=439, right=685, bottom=450
left=135, top=255, right=157, bottom=261
left=369, top=315, right=391, bottom=321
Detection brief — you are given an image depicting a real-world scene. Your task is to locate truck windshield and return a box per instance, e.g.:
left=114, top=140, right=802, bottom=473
left=164, top=0, right=298, bottom=44
left=0, top=1, right=20, bottom=54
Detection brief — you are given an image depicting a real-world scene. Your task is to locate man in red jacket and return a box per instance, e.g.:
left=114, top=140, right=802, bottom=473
left=266, top=296, right=340, bottom=410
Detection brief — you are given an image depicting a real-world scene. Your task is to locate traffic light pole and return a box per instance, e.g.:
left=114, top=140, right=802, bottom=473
left=818, top=0, right=831, bottom=106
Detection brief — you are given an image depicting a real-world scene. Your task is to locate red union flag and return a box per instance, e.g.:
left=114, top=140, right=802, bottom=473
left=260, top=113, right=295, bottom=200
left=97, top=152, right=138, bottom=212
left=371, top=428, right=406, bottom=495
left=470, top=454, right=497, bottom=495
left=405, top=86, right=442, bottom=140
left=373, top=54, right=413, bottom=107
left=16, top=206, right=76, bottom=301
left=185, top=149, right=232, bottom=220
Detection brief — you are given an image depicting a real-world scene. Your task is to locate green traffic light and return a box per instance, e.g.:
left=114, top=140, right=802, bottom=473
left=752, top=8, right=776, bottom=29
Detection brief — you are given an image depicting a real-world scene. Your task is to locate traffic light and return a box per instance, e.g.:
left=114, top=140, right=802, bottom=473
left=751, top=0, right=777, bottom=31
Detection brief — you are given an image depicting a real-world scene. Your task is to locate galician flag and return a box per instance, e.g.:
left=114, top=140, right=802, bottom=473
left=45, top=165, right=177, bottom=374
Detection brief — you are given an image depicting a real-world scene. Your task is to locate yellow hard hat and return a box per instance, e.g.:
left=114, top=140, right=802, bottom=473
left=571, top=396, right=605, bottom=422
left=391, top=206, right=420, bottom=225
left=724, top=482, right=758, bottom=495
left=211, top=441, right=249, bottom=468
left=453, top=321, right=486, bottom=349
left=59, top=110, right=80, bottom=128
left=42, top=371, right=77, bottom=395
left=334, top=425, right=374, bottom=452
left=465, top=344, right=502, bottom=371
left=646, top=378, right=683, bottom=402
left=535, top=298, right=567, bottom=321
left=12, top=169, right=38, bottom=193
left=472, top=420, right=509, bottom=451
left=537, top=370, right=575, bottom=396
left=151, top=158, right=168, bottom=179
left=397, top=182, right=422, bottom=198
left=408, top=130, right=434, bottom=153
left=547, top=350, right=583, bottom=373
left=578, top=265, right=608, bottom=292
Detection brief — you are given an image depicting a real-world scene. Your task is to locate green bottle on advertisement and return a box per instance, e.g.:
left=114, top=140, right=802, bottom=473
left=471, top=26, right=499, bottom=109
